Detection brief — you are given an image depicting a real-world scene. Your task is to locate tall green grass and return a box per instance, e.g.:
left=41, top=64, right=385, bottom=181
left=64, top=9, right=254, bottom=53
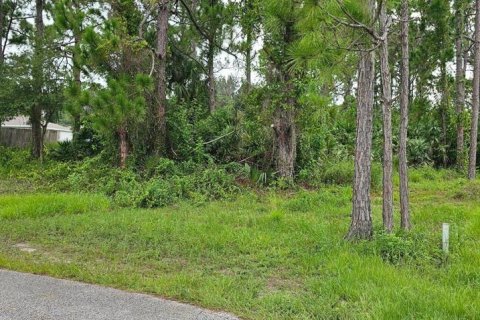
left=0, top=193, right=110, bottom=219
left=0, top=171, right=479, bottom=319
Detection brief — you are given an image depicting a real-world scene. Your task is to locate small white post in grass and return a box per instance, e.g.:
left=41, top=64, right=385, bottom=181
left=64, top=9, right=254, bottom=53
left=442, top=223, right=450, bottom=254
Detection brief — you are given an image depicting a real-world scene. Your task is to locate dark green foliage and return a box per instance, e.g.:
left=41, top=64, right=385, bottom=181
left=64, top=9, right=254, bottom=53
left=369, top=230, right=443, bottom=266
left=49, top=125, right=103, bottom=162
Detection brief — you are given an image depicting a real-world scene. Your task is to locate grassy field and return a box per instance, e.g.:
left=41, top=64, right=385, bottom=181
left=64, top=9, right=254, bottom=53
left=0, top=168, right=479, bottom=319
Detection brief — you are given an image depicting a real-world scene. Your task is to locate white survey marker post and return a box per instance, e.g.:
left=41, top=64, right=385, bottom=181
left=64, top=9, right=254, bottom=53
left=442, top=223, right=450, bottom=254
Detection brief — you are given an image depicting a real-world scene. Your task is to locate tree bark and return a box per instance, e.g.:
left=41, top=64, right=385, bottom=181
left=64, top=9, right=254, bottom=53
left=399, top=0, right=411, bottom=230
left=245, top=30, right=252, bottom=90
left=273, top=98, right=296, bottom=181
left=0, top=0, right=4, bottom=66
left=72, top=32, right=82, bottom=142
left=440, top=62, right=449, bottom=168
left=346, top=0, right=376, bottom=240
left=379, top=2, right=393, bottom=233
left=31, top=0, right=44, bottom=159
left=469, top=0, right=480, bottom=180
left=455, top=0, right=466, bottom=169
left=244, top=0, right=253, bottom=91
left=189, top=0, right=198, bottom=56
left=118, top=127, right=128, bottom=169
left=207, top=39, right=216, bottom=113
left=271, top=17, right=297, bottom=181
left=154, top=0, right=169, bottom=155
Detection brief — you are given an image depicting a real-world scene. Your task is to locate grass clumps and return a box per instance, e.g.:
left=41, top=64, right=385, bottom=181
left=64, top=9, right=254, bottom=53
left=299, top=160, right=382, bottom=190
left=0, top=174, right=479, bottom=319
left=0, top=193, right=110, bottom=220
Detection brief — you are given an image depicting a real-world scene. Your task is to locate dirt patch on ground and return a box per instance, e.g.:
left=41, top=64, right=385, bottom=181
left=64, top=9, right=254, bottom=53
left=13, top=243, right=37, bottom=253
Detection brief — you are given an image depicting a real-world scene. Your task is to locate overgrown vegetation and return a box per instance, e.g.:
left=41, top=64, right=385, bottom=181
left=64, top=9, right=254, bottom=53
left=1, top=0, right=480, bottom=317
left=1, top=147, right=388, bottom=207
left=0, top=164, right=478, bottom=319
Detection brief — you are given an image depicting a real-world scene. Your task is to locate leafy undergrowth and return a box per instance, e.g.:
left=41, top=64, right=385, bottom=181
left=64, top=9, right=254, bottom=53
left=0, top=173, right=479, bottom=319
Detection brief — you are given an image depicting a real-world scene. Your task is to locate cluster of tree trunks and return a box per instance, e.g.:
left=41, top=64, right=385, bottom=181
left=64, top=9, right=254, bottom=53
left=348, top=0, right=412, bottom=238
left=455, top=0, right=465, bottom=170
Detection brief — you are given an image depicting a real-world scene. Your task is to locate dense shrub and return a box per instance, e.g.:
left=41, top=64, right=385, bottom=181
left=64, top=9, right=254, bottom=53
left=354, top=229, right=444, bottom=267
left=0, top=148, right=243, bottom=208
left=48, top=124, right=103, bottom=162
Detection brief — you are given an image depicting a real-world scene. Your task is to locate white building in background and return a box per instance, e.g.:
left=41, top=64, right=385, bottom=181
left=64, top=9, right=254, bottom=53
left=0, top=116, right=73, bottom=148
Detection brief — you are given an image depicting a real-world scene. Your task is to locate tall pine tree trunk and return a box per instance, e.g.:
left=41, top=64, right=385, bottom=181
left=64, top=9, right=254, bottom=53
left=273, top=88, right=296, bottom=181
left=346, top=0, right=376, bottom=240
left=118, top=127, right=128, bottom=169
left=399, top=0, right=411, bottom=230
left=72, top=32, right=82, bottom=142
left=245, top=30, right=252, bottom=90
left=455, top=0, right=466, bottom=169
left=31, top=0, right=44, bottom=159
left=0, top=0, right=4, bottom=66
left=244, top=0, right=253, bottom=91
left=153, top=0, right=169, bottom=155
left=440, top=62, right=449, bottom=168
left=207, top=40, right=216, bottom=113
left=379, top=1, right=393, bottom=233
left=468, top=0, right=480, bottom=180
left=272, top=19, right=296, bottom=181
left=190, top=0, right=198, bottom=56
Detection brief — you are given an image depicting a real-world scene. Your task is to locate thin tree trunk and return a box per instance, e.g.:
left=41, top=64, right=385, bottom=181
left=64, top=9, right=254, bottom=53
left=118, top=127, right=128, bottom=169
left=189, top=0, right=198, bottom=56
left=31, top=0, right=44, bottom=159
left=379, top=2, right=393, bottom=233
left=346, top=0, right=376, bottom=240
left=456, top=0, right=466, bottom=169
left=31, top=105, right=43, bottom=159
left=0, top=1, right=14, bottom=66
left=399, top=0, right=411, bottom=230
left=440, top=62, right=449, bottom=168
left=343, top=75, right=353, bottom=105
left=154, top=0, right=169, bottom=155
left=0, top=0, right=4, bottom=66
left=244, top=0, right=253, bottom=91
left=468, top=0, right=480, bottom=180
left=245, top=31, right=252, bottom=90
left=207, top=39, right=216, bottom=113
left=72, top=32, right=82, bottom=142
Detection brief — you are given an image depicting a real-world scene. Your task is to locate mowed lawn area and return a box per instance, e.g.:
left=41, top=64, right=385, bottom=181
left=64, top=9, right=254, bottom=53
left=0, top=169, right=479, bottom=319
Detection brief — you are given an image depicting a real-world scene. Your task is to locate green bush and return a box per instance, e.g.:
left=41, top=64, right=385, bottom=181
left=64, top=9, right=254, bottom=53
left=144, top=156, right=178, bottom=178
left=363, top=230, right=443, bottom=266
left=0, top=146, right=33, bottom=176
left=48, top=125, right=103, bottom=162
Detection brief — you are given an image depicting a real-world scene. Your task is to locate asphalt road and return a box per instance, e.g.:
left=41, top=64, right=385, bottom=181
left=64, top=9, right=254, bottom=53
left=0, top=269, right=239, bottom=320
